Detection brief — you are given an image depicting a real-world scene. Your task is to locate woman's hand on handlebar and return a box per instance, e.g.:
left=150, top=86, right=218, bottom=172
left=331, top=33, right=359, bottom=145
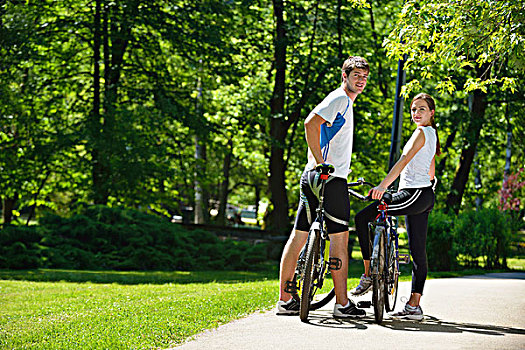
left=369, top=185, right=387, bottom=200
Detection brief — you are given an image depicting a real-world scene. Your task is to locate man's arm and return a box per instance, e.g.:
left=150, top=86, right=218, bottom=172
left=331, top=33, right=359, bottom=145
left=304, top=113, right=326, bottom=166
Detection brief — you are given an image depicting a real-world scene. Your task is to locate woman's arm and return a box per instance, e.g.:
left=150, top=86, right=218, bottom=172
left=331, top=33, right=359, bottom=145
left=370, top=128, right=426, bottom=200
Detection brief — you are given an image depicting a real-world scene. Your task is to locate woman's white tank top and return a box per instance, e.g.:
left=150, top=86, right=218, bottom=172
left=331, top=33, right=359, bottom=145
left=399, top=126, right=437, bottom=189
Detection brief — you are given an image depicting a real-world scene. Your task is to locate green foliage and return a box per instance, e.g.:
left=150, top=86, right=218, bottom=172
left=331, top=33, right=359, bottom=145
left=427, top=208, right=514, bottom=271
left=426, top=210, right=457, bottom=271
left=0, top=225, right=44, bottom=269
left=452, top=208, right=512, bottom=269
left=0, top=0, right=523, bottom=237
left=384, top=0, right=525, bottom=96
left=0, top=206, right=269, bottom=271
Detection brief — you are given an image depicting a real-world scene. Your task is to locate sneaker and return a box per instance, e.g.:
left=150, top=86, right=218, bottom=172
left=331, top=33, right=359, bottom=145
left=276, top=297, right=300, bottom=315
left=390, top=303, right=424, bottom=321
left=333, top=300, right=366, bottom=318
left=351, top=274, right=373, bottom=296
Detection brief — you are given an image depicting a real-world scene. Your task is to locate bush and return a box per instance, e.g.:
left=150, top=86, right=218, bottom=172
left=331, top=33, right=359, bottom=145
left=452, top=208, right=512, bottom=269
left=423, top=208, right=513, bottom=271
left=0, top=206, right=270, bottom=271
left=427, top=210, right=458, bottom=271
left=0, top=225, right=44, bottom=269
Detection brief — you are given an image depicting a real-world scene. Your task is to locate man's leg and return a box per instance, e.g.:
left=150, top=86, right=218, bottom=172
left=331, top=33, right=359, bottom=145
left=329, top=230, right=349, bottom=305
left=279, top=229, right=308, bottom=301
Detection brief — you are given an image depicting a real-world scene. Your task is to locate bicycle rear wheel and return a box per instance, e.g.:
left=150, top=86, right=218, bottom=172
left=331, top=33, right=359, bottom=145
left=300, top=228, right=321, bottom=322
left=372, top=226, right=385, bottom=324
left=384, top=233, right=399, bottom=312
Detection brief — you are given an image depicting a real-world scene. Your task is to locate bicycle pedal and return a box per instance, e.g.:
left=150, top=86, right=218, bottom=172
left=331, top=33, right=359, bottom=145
left=328, top=257, right=342, bottom=270
left=357, top=301, right=371, bottom=309
left=284, top=280, right=298, bottom=294
left=399, top=254, right=411, bottom=264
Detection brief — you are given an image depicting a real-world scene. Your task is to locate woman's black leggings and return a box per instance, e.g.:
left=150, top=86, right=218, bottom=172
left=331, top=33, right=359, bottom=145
left=355, top=187, right=435, bottom=294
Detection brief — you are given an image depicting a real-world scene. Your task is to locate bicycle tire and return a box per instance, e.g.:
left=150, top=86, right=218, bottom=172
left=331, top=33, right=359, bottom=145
left=372, top=226, right=385, bottom=324
left=310, top=287, right=335, bottom=310
left=384, top=233, right=399, bottom=312
left=300, top=229, right=321, bottom=322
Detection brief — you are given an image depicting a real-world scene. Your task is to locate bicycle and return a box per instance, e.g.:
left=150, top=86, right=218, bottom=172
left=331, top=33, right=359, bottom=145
left=285, top=164, right=335, bottom=322
left=288, top=169, right=406, bottom=323
left=348, top=180, right=409, bottom=324
left=287, top=166, right=372, bottom=322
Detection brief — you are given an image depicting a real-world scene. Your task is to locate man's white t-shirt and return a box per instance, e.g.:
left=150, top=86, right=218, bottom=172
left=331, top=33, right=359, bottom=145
left=304, top=87, right=353, bottom=179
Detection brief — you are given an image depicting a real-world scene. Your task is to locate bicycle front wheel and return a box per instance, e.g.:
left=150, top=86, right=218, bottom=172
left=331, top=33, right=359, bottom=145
left=309, top=288, right=335, bottom=310
left=300, top=228, right=321, bottom=322
left=384, top=233, right=399, bottom=312
left=372, top=226, right=386, bottom=324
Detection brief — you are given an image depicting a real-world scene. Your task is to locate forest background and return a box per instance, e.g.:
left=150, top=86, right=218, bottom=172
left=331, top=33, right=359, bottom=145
left=1, top=0, right=524, bottom=240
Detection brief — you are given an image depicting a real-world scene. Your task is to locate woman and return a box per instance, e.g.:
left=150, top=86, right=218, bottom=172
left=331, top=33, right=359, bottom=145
left=351, top=93, right=441, bottom=320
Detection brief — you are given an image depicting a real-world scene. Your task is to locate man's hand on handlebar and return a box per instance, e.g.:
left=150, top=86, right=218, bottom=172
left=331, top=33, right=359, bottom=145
left=315, top=163, right=335, bottom=174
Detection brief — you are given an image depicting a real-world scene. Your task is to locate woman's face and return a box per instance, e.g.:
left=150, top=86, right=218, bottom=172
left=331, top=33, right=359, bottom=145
left=410, top=99, right=434, bottom=127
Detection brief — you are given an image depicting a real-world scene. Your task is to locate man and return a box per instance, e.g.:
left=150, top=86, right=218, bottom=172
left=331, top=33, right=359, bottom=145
left=276, top=56, right=369, bottom=317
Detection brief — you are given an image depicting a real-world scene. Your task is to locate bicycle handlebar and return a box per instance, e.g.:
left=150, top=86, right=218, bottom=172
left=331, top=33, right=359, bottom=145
left=347, top=178, right=393, bottom=204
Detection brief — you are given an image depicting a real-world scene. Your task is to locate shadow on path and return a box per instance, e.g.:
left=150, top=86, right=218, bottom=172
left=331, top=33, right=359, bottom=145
left=304, top=313, right=525, bottom=337
left=383, top=316, right=525, bottom=336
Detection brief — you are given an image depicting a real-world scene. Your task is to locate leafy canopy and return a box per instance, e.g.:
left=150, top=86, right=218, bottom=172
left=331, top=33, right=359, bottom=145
left=384, top=0, right=525, bottom=95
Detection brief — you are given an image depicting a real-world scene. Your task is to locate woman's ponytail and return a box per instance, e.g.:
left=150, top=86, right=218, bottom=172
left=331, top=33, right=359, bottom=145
left=431, top=117, right=441, bottom=156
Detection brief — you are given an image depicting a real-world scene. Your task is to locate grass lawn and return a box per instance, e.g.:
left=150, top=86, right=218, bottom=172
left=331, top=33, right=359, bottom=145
left=0, top=269, right=280, bottom=349
left=1, top=260, right=523, bottom=349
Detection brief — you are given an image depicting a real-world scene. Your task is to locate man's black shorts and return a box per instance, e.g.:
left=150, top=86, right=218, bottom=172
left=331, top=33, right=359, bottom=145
left=293, top=170, right=350, bottom=234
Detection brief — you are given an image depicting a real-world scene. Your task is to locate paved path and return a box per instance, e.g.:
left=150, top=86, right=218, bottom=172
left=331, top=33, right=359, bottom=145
left=174, top=273, right=525, bottom=350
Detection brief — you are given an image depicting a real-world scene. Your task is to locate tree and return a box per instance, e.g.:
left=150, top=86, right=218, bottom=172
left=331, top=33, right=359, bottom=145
left=266, top=0, right=372, bottom=232
left=384, top=0, right=525, bottom=212
left=0, top=1, right=86, bottom=224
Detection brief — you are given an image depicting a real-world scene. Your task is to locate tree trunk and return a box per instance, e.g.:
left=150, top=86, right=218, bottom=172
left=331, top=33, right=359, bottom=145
left=91, top=0, right=107, bottom=204
left=26, top=170, right=51, bottom=225
left=436, top=127, right=457, bottom=175
left=2, top=195, right=17, bottom=225
left=445, top=68, right=489, bottom=213
left=268, top=124, right=289, bottom=232
left=91, top=1, right=136, bottom=204
left=474, top=152, right=483, bottom=209
left=193, top=60, right=209, bottom=224
left=267, top=0, right=289, bottom=232
left=254, top=184, right=261, bottom=226
left=368, top=3, right=388, bottom=99
left=217, top=138, right=233, bottom=226
left=194, top=136, right=209, bottom=224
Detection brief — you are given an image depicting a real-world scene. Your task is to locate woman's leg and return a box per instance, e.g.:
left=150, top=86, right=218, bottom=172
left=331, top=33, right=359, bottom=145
left=387, top=188, right=433, bottom=307
left=355, top=201, right=380, bottom=262
left=354, top=201, right=380, bottom=275
left=405, top=211, right=430, bottom=303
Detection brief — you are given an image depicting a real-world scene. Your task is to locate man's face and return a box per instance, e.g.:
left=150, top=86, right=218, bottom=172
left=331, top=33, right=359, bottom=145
left=344, top=68, right=368, bottom=95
